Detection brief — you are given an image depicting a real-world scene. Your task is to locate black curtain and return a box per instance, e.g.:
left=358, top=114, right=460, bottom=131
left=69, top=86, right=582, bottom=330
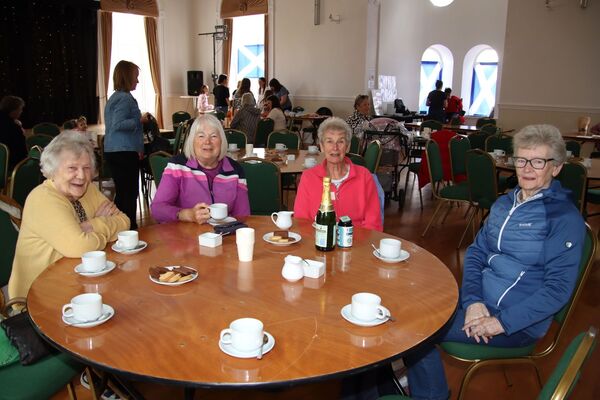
left=0, top=0, right=99, bottom=128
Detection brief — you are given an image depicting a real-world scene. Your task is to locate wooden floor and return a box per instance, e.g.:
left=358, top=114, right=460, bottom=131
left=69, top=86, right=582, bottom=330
left=51, top=172, right=600, bottom=400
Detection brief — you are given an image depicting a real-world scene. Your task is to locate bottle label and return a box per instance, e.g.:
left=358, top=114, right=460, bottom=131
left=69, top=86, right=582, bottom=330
left=315, top=223, right=335, bottom=248
left=337, top=226, right=353, bottom=247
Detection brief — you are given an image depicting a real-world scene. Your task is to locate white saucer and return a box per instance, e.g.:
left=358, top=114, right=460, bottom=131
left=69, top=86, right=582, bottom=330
left=74, top=261, right=117, bottom=277
left=262, top=231, right=302, bottom=246
left=219, top=332, right=275, bottom=358
left=208, top=216, right=237, bottom=226
left=112, top=240, right=148, bottom=255
left=149, top=266, right=198, bottom=286
left=341, top=304, right=390, bottom=327
left=62, top=304, right=115, bottom=328
left=373, top=249, right=410, bottom=263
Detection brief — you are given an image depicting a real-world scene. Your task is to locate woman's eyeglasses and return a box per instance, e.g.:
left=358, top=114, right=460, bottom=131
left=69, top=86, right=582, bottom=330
left=512, top=157, right=554, bottom=169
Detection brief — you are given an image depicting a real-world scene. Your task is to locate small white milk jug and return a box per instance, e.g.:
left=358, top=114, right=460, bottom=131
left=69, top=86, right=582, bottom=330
left=271, top=211, right=294, bottom=230
left=281, top=255, right=304, bottom=282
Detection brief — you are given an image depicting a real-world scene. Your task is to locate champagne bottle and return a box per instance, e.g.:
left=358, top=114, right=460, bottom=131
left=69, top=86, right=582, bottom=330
left=315, top=177, right=336, bottom=251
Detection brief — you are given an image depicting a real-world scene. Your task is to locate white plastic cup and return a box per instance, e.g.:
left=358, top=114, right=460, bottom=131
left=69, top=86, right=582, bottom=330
left=275, top=143, right=287, bottom=151
left=228, top=143, right=238, bottom=151
left=62, top=293, right=103, bottom=322
left=245, top=144, right=254, bottom=155
left=379, top=238, right=401, bottom=259
left=304, top=158, right=317, bottom=168
left=210, top=203, right=228, bottom=220
left=117, top=230, right=138, bottom=250
left=308, top=145, right=319, bottom=153
left=493, top=149, right=506, bottom=157
left=220, top=318, right=264, bottom=352
left=81, top=251, right=107, bottom=273
left=236, top=227, right=255, bottom=262
left=351, top=292, right=386, bottom=322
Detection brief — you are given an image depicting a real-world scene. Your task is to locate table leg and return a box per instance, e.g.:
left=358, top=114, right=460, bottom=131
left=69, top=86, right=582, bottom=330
left=184, top=387, right=195, bottom=400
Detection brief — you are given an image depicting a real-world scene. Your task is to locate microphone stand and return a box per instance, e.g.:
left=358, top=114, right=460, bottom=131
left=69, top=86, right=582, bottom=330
left=198, top=25, right=228, bottom=87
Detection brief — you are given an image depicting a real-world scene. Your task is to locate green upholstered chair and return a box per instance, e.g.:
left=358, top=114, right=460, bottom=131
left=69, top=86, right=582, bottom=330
left=32, top=122, right=60, bottom=137
left=378, top=327, right=597, bottom=400
left=255, top=118, right=274, bottom=148
left=565, top=140, right=581, bottom=158
left=347, top=152, right=366, bottom=167
left=0, top=195, right=20, bottom=310
left=215, top=110, right=226, bottom=121
left=25, top=134, right=53, bottom=151
left=485, top=133, right=513, bottom=154
left=240, top=158, right=282, bottom=215
left=475, top=117, right=496, bottom=128
left=173, top=119, right=193, bottom=155
left=480, top=123, right=500, bottom=135
left=364, top=140, right=382, bottom=173
left=225, top=129, right=247, bottom=149
left=0, top=143, right=8, bottom=193
left=26, top=146, right=42, bottom=160
left=403, top=137, right=426, bottom=209
left=349, top=135, right=360, bottom=154
left=267, top=130, right=300, bottom=150
left=172, top=111, right=191, bottom=131
left=148, top=151, right=172, bottom=187
left=420, top=120, right=442, bottom=132
left=421, top=140, right=470, bottom=237
left=8, top=157, right=43, bottom=207
left=449, top=136, right=470, bottom=184
left=467, top=131, right=491, bottom=151
left=441, top=223, right=596, bottom=399
left=556, top=161, right=587, bottom=214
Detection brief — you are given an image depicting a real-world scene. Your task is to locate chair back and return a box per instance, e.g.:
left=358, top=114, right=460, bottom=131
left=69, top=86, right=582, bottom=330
left=425, top=140, right=444, bottom=187
left=267, top=130, right=300, bottom=150
left=476, top=117, right=496, bottom=128
left=28, top=145, right=43, bottom=160
left=449, top=136, right=470, bottom=182
left=0, top=195, right=20, bottom=288
left=349, top=135, right=360, bottom=154
left=565, top=140, right=581, bottom=157
left=240, top=157, right=281, bottom=215
left=480, top=124, right=500, bottom=135
left=9, top=157, right=43, bottom=207
left=421, top=120, right=443, bottom=132
left=465, top=150, right=498, bottom=210
left=347, top=153, right=366, bottom=167
left=363, top=140, right=382, bottom=173
left=225, top=129, right=247, bottom=149
left=556, top=162, right=587, bottom=213
left=97, top=135, right=112, bottom=192
left=32, top=122, right=60, bottom=137
left=538, top=326, right=597, bottom=400
left=469, top=131, right=492, bottom=151
left=173, top=120, right=193, bottom=154
left=172, top=111, right=191, bottom=130
left=0, top=143, right=8, bottom=191
left=26, top=134, right=53, bottom=151
left=148, top=151, right=172, bottom=187
left=255, top=118, right=274, bottom=147
left=485, top=134, right=513, bottom=154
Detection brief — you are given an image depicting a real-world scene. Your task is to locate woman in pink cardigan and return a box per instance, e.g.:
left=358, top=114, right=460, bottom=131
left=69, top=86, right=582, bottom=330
left=294, top=117, right=382, bottom=231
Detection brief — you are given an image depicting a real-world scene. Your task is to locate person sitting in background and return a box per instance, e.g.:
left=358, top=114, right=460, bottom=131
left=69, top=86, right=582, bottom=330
left=426, top=79, right=447, bottom=123
left=259, top=89, right=273, bottom=118
left=198, top=84, right=214, bottom=112
left=403, top=124, right=585, bottom=399
left=151, top=114, right=250, bottom=224
left=8, top=132, right=129, bottom=299
left=231, top=93, right=261, bottom=144
left=263, top=95, right=287, bottom=131
left=213, top=74, right=230, bottom=115
left=269, top=78, right=292, bottom=111
left=444, top=88, right=464, bottom=123
left=346, top=94, right=372, bottom=140
left=0, top=95, right=27, bottom=171
left=257, top=77, right=267, bottom=105
left=294, top=117, right=382, bottom=231
left=232, top=78, right=256, bottom=115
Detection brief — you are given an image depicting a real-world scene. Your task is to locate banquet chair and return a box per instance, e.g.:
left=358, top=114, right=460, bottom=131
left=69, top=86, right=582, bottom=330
left=25, top=134, right=53, bottom=151
left=556, top=161, right=587, bottom=214
left=148, top=151, right=172, bottom=187
left=441, top=223, right=596, bottom=400
left=350, top=135, right=360, bottom=154
left=8, top=157, right=43, bottom=207
left=467, top=131, right=491, bottom=151
left=267, top=130, right=301, bottom=150
left=27, top=145, right=42, bottom=160
left=364, top=140, right=383, bottom=173
left=239, top=157, right=282, bottom=215
left=485, top=133, right=513, bottom=154
left=225, top=129, right=247, bottom=149
left=32, top=122, right=60, bottom=137
left=421, top=140, right=470, bottom=238
left=347, top=153, right=366, bottom=167
left=255, top=118, right=274, bottom=148
left=0, top=194, right=21, bottom=311
left=173, top=119, right=193, bottom=155
left=172, top=111, right=191, bottom=131
left=480, top=123, right=500, bottom=135
left=403, top=137, right=425, bottom=209
left=565, top=140, right=581, bottom=157
left=448, top=136, right=470, bottom=184
left=475, top=117, right=496, bottom=128
left=0, top=143, right=8, bottom=193
left=379, top=326, right=598, bottom=400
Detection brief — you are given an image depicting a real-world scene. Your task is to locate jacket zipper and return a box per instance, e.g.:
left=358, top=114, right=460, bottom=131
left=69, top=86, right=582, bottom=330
left=497, top=270, right=526, bottom=307
left=496, top=190, right=543, bottom=251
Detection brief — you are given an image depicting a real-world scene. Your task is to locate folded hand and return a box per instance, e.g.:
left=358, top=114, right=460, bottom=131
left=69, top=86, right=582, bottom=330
left=462, top=316, right=504, bottom=344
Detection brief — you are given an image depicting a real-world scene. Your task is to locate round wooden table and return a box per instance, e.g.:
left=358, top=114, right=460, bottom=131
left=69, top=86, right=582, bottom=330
left=28, top=216, right=458, bottom=389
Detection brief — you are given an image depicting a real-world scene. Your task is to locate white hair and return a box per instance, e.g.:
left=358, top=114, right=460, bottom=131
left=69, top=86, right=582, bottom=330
left=40, top=131, right=96, bottom=178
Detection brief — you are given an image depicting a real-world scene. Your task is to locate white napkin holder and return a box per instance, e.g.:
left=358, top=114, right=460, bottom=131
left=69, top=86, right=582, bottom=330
left=198, top=232, right=222, bottom=248
left=303, top=259, right=325, bottom=279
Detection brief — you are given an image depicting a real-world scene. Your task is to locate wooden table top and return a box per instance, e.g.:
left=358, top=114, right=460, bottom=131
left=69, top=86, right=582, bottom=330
left=228, top=148, right=326, bottom=174
left=28, top=217, right=458, bottom=389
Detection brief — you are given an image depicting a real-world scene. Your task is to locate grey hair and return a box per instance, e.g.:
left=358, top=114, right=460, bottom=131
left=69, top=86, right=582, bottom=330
left=513, top=124, right=566, bottom=165
left=317, top=117, right=352, bottom=145
left=241, top=92, right=254, bottom=107
left=40, top=131, right=96, bottom=178
left=183, top=114, right=228, bottom=161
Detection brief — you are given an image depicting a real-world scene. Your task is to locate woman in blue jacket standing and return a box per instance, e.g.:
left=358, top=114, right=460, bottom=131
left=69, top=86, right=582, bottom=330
left=104, top=60, right=148, bottom=229
left=404, top=124, right=585, bottom=400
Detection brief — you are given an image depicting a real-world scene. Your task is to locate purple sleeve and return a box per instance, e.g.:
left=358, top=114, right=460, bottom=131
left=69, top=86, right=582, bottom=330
left=150, top=165, right=182, bottom=223
left=229, top=177, right=251, bottom=218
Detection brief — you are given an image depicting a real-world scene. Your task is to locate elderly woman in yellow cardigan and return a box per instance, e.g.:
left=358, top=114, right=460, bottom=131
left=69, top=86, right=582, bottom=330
left=8, top=131, right=129, bottom=299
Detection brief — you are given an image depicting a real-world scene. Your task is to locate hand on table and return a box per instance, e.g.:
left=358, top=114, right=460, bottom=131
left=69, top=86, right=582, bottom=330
left=178, top=203, right=211, bottom=224
left=462, top=316, right=505, bottom=344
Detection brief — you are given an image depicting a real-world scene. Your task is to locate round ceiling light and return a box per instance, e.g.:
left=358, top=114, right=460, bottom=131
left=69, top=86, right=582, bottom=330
left=430, top=0, right=454, bottom=7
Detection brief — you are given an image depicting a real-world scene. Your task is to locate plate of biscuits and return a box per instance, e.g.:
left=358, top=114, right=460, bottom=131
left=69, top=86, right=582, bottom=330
left=149, top=266, right=198, bottom=286
left=262, top=231, right=301, bottom=246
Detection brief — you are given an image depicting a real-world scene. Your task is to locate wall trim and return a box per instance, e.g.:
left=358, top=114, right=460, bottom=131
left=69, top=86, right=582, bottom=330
left=498, top=103, right=600, bottom=113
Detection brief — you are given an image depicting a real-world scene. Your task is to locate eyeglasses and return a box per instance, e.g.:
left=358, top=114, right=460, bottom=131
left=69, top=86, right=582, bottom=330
left=512, top=157, right=554, bottom=170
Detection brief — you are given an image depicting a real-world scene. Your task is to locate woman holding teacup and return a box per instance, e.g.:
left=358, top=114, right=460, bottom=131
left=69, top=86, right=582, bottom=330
left=294, top=117, right=382, bottom=231
left=151, top=114, right=250, bottom=224
left=8, top=132, right=129, bottom=299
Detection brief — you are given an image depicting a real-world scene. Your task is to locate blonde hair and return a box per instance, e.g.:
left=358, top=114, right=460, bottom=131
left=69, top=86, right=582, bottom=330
left=112, top=60, right=139, bottom=92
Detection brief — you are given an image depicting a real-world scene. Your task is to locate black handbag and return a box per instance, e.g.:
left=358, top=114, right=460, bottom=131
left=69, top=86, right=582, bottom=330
left=1, top=312, right=52, bottom=365
left=213, top=221, right=248, bottom=236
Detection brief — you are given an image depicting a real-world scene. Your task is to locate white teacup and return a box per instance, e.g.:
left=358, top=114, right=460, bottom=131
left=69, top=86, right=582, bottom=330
left=379, top=238, right=401, bottom=259
left=62, top=293, right=103, bottom=322
left=81, top=251, right=107, bottom=273
left=275, top=143, right=287, bottom=151
left=493, top=149, right=506, bottom=157
left=308, top=145, right=319, bottom=153
left=304, top=158, right=317, bottom=168
left=228, top=143, right=238, bottom=151
left=210, top=203, right=228, bottom=221
left=245, top=144, right=254, bottom=155
left=271, top=210, right=294, bottom=230
left=117, top=230, right=138, bottom=250
left=220, top=318, right=264, bottom=352
left=351, top=293, right=387, bottom=322
left=566, top=150, right=573, bottom=158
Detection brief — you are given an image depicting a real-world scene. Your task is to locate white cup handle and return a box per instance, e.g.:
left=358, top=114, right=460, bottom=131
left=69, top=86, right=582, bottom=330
left=220, top=329, right=233, bottom=344
left=271, top=212, right=278, bottom=225
left=116, top=240, right=124, bottom=248
left=375, top=306, right=387, bottom=320
left=62, top=304, right=74, bottom=318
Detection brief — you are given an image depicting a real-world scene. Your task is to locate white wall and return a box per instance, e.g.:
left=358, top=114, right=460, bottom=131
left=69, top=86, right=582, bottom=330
left=378, top=0, right=508, bottom=113
left=498, top=0, right=600, bottom=132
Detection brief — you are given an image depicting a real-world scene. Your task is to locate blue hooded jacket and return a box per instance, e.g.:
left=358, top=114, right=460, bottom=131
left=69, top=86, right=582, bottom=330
left=461, top=179, right=585, bottom=339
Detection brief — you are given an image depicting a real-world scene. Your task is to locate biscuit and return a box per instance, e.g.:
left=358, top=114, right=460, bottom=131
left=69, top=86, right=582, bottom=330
left=277, top=238, right=289, bottom=243
left=271, top=235, right=282, bottom=241
left=159, top=271, right=174, bottom=282
left=177, top=275, right=194, bottom=283
left=167, top=273, right=182, bottom=283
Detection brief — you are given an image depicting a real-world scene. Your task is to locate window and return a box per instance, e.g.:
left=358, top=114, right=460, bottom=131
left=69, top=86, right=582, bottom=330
left=107, top=13, right=156, bottom=114
left=430, top=0, right=454, bottom=6
left=462, top=47, right=498, bottom=117
left=228, top=14, right=265, bottom=99
left=418, top=45, right=453, bottom=113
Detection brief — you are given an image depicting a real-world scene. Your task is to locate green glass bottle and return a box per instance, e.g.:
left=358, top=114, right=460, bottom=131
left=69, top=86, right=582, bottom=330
left=315, top=177, right=336, bottom=251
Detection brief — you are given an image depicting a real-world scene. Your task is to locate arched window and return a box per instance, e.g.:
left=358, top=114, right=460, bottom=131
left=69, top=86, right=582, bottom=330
left=461, top=46, right=498, bottom=117
left=418, top=45, right=453, bottom=113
